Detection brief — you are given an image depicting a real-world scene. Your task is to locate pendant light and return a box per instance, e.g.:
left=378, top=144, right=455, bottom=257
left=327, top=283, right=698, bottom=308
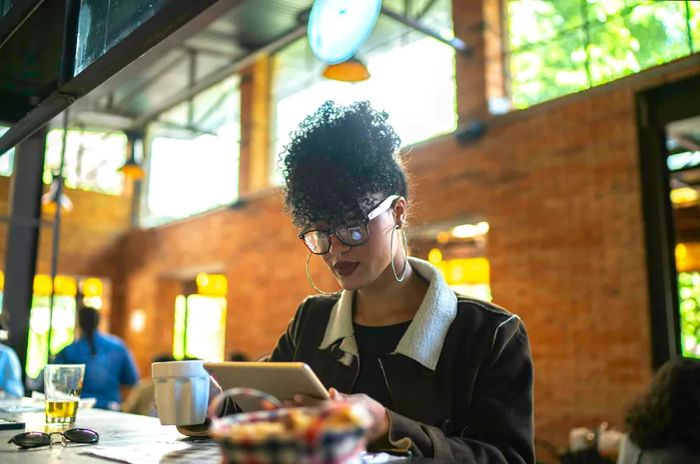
left=322, top=56, right=370, bottom=82
left=118, top=134, right=145, bottom=180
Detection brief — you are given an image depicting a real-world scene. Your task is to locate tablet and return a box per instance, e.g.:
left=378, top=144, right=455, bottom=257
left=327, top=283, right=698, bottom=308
left=203, top=362, right=329, bottom=408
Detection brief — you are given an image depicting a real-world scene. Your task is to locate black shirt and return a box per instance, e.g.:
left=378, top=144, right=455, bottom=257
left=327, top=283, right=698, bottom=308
left=351, top=320, right=412, bottom=408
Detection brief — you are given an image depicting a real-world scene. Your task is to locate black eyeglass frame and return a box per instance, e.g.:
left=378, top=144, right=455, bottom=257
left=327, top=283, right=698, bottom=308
left=8, top=427, right=99, bottom=449
left=299, top=195, right=400, bottom=255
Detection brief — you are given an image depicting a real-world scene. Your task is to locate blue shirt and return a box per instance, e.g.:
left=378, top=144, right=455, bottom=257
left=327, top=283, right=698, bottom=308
left=54, top=332, right=139, bottom=409
left=0, top=343, right=24, bottom=398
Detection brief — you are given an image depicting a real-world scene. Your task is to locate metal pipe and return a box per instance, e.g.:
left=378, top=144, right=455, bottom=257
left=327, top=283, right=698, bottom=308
left=380, top=6, right=471, bottom=55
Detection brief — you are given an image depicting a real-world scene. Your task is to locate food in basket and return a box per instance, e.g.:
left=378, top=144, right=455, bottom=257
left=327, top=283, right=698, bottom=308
left=210, top=401, right=372, bottom=464
left=215, top=403, right=368, bottom=443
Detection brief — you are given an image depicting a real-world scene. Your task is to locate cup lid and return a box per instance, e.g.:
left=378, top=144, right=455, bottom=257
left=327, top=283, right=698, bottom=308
left=152, top=360, right=206, bottom=378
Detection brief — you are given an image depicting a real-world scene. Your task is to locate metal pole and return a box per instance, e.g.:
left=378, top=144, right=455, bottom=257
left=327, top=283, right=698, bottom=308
left=2, top=126, right=47, bottom=382
left=46, top=110, right=69, bottom=361
left=380, top=6, right=471, bottom=55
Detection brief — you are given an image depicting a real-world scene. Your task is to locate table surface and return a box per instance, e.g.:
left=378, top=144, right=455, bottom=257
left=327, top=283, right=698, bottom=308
left=0, top=401, right=444, bottom=463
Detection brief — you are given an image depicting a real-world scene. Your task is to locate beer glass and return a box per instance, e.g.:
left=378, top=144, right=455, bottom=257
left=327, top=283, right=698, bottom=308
left=44, top=364, right=85, bottom=424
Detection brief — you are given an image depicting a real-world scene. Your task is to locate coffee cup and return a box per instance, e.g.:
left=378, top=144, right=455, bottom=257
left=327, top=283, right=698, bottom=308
left=152, top=360, right=210, bottom=426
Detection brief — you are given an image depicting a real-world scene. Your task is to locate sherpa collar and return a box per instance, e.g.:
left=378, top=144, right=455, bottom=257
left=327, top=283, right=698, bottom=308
left=318, top=257, right=458, bottom=370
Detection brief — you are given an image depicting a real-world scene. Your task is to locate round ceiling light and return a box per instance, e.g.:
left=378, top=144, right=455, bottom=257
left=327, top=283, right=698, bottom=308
left=307, top=0, right=382, bottom=64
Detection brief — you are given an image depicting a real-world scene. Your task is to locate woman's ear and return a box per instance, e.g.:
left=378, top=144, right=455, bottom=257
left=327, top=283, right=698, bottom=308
left=393, top=197, right=408, bottom=228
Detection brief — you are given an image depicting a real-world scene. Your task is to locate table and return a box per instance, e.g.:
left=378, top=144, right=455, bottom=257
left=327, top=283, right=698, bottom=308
left=0, top=406, right=214, bottom=463
left=0, top=405, right=445, bottom=463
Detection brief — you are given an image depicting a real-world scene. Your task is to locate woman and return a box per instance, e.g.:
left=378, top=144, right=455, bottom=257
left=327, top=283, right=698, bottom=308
left=617, top=357, right=700, bottom=464
left=54, top=305, right=139, bottom=410
left=266, top=101, right=534, bottom=462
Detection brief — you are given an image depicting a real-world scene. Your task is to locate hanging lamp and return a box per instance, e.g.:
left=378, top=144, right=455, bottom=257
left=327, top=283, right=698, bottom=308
left=322, top=56, right=370, bottom=82
left=118, top=135, right=145, bottom=180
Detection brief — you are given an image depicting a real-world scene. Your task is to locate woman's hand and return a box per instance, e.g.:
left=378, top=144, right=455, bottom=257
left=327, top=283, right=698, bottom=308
left=329, top=388, right=389, bottom=442
left=289, top=388, right=390, bottom=442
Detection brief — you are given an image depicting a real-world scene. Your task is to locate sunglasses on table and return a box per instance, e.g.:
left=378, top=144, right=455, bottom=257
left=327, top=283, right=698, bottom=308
left=300, top=195, right=400, bottom=255
left=9, top=428, right=99, bottom=449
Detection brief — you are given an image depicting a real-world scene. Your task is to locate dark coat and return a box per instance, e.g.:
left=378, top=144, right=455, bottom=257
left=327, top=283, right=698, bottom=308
left=269, top=259, right=534, bottom=463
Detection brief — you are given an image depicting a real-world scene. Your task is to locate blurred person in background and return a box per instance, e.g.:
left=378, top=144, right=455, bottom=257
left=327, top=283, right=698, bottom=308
left=0, top=316, right=24, bottom=398
left=617, top=357, right=700, bottom=464
left=54, top=305, right=139, bottom=410
left=123, top=353, right=175, bottom=416
left=227, top=351, right=249, bottom=362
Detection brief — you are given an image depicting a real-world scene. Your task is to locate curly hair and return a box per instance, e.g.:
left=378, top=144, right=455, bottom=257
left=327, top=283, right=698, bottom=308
left=280, top=101, right=407, bottom=229
left=625, top=357, right=700, bottom=454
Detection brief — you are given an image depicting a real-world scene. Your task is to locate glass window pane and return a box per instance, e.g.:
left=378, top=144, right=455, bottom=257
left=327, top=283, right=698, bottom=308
left=185, top=295, right=226, bottom=362
left=507, top=0, right=585, bottom=51
left=142, top=76, right=240, bottom=227
left=173, top=295, right=186, bottom=360
left=26, top=295, right=77, bottom=379
left=44, top=129, right=127, bottom=195
left=690, top=0, right=700, bottom=54
left=144, top=132, right=239, bottom=226
left=507, top=0, right=696, bottom=109
left=678, top=272, right=700, bottom=359
left=0, top=0, right=13, bottom=18
left=173, top=295, right=226, bottom=362
left=586, top=0, right=632, bottom=23
left=509, top=31, right=589, bottom=109
left=588, top=2, right=690, bottom=86
left=74, top=0, right=168, bottom=75
left=0, top=126, right=15, bottom=176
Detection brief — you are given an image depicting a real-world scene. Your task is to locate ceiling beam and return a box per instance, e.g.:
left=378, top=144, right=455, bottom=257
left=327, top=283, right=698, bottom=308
left=0, top=0, right=242, bottom=154
left=133, top=23, right=307, bottom=127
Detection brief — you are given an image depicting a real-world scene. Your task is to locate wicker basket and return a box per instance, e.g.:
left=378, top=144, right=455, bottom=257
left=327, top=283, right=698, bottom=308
left=209, top=388, right=369, bottom=464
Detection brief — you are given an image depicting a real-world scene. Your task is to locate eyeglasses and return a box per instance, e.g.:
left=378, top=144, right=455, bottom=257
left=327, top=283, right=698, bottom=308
left=9, top=428, right=99, bottom=449
left=300, top=195, right=399, bottom=255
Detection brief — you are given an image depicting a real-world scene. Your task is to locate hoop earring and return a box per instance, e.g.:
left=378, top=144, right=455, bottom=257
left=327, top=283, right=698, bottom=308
left=390, top=225, right=409, bottom=282
left=305, top=253, right=336, bottom=295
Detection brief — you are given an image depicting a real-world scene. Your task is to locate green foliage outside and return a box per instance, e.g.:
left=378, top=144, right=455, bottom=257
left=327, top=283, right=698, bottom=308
left=25, top=295, right=77, bottom=379
left=507, top=0, right=699, bottom=109
left=679, top=272, right=700, bottom=359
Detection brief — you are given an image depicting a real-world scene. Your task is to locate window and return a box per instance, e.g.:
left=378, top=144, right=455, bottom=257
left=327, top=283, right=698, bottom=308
left=271, top=0, right=457, bottom=184
left=173, top=294, right=226, bottom=362
left=44, top=129, right=128, bottom=195
left=412, top=221, right=492, bottom=301
left=0, top=0, right=13, bottom=18
left=74, top=0, right=168, bottom=74
left=26, top=294, right=77, bottom=379
left=141, top=76, right=240, bottom=227
left=0, top=126, right=15, bottom=176
left=506, top=0, right=700, bottom=109
left=0, top=273, right=107, bottom=379
left=678, top=270, right=700, bottom=359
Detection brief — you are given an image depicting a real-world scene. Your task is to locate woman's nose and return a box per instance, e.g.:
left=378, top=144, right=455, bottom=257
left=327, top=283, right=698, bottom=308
left=328, top=234, right=350, bottom=255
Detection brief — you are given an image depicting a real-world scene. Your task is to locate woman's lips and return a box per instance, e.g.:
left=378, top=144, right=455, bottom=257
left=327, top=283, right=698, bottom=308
left=334, top=261, right=359, bottom=277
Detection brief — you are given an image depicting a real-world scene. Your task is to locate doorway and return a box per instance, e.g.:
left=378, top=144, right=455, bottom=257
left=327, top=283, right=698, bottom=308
left=638, top=74, right=700, bottom=366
